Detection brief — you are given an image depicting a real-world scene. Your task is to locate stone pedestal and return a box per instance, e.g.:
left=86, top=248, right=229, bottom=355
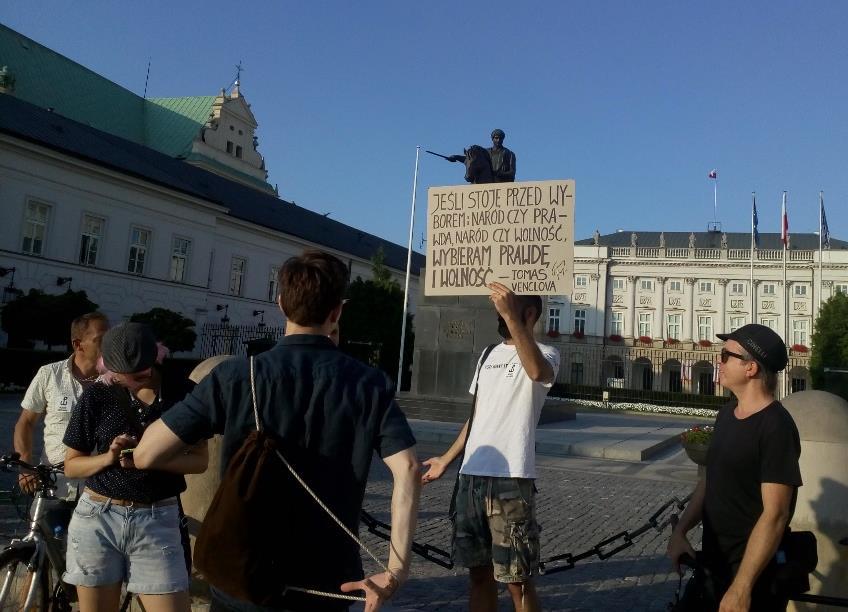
left=781, top=390, right=848, bottom=610
left=407, top=267, right=569, bottom=423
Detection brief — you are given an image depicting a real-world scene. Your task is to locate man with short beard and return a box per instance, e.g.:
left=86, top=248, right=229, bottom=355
left=421, top=282, right=559, bottom=612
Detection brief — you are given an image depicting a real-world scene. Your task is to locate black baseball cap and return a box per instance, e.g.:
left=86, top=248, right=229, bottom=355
left=717, top=324, right=788, bottom=372
left=101, top=323, right=157, bottom=374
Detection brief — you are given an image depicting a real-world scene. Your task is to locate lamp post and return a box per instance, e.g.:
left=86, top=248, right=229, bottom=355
left=216, top=304, right=230, bottom=324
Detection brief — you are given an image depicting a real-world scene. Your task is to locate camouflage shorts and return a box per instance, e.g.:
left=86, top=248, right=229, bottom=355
left=451, top=474, right=540, bottom=583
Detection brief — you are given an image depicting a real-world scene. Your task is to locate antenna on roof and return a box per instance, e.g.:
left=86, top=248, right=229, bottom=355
left=143, top=57, right=151, bottom=99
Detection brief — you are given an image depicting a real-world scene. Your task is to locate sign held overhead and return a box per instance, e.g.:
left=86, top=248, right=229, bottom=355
left=426, top=180, right=574, bottom=296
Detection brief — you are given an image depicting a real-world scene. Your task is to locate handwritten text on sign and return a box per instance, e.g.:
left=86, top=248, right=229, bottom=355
left=426, top=180, right=574, bottom=296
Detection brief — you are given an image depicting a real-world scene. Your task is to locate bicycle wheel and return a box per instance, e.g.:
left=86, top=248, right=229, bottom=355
left=0, top=545, right=49, bottom=611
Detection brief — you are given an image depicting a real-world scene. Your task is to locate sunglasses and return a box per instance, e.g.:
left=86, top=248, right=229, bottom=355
left=720, top=349, right=749, bottom=364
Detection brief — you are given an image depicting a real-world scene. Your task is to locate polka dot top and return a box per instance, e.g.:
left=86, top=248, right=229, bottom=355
left=63, top=381, right=188, bottom=503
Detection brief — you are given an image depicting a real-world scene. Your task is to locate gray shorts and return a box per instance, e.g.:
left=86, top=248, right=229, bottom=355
left=452, top=474, right=540, bottom=583
left=63, top=491, right=189, bottom=594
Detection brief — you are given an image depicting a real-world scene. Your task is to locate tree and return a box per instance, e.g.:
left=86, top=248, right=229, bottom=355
left=130, top=307, right=197, bottom=353
left=810, top=292, right=848, bottom=399
left=338, top=250, right=413, bottom=388
left=1, top=289, right=98, bottom=349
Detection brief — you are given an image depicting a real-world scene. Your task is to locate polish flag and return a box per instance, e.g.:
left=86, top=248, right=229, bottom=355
left=781, top=197, right=789, bottom=247
left=708, top=169, right=717, bottom=179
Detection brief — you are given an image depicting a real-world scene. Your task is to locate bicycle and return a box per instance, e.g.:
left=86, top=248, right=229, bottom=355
left=0, top=452, right=73, bottom=611
left=0, top=454, right=139, bottom=612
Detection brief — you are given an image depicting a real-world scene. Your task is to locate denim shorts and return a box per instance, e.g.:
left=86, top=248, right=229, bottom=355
left=63, top=491, right=189, bottom=594
left=452, top=474, right=540, bottom=583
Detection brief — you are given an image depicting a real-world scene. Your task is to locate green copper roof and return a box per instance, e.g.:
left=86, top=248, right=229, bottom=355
left=146, top=96, right=215, bottom=157
left=0, top=24, right=271, bottom=190
left=0, top=25, right=210, bottom=159
left=0, top=23, right=145, bottom=142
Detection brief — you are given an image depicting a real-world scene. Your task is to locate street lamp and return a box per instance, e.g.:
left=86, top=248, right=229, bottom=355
left=252, top=309, right=265, bottom=327
left=216, top=304, right=230, bottom=324
left=56, top=276, right=73, bottom=290
left=0, top=267, right=22, bottom=304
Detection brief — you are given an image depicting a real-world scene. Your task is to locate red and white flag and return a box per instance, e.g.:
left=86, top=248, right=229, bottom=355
left=781, top=195, right=789, bottom=247
left=708, top=169, right=717, bottom=179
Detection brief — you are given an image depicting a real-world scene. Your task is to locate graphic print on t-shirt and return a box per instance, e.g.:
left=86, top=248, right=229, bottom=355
left=460, top=342, right=560, bottom=479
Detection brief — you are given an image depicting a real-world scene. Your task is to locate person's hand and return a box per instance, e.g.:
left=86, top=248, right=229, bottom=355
left=421, top=456, right=448, bottom=484
left=340, top=571, right=399, bottom=612
left=17, top=473, right=37, bottom=495
left=666, top=530, right=696, bottom=575
left=108, top=434, right=137, bottom=467
left=719, top=583, right=751, bottom=612
left=488, top=282, right=524, bottom=325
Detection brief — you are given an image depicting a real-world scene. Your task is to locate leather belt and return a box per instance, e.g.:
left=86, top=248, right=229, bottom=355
left=83, top=488, right=177, bottom=508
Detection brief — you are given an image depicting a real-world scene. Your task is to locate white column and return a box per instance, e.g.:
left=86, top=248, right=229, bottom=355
left=592, top=272, right=603, bottom=336
left=685, top=278, right=696, bottom=340
left=657, top=277, right=667, bottom=340
left=717, top=278, right=729, bottom=334
left=628, top=275, right=638, bottom=338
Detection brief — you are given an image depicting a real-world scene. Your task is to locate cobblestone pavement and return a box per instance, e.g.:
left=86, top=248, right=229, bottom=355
left=358, top=444, right=702, bottom=611
left=0, top=395, right=705, bottom=611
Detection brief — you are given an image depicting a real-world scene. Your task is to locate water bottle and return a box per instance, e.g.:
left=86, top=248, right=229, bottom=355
left=53, top=524, right=64, bottom=541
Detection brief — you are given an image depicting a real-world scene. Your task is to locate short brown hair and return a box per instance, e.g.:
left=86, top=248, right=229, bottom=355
left=277, top=251, right=349, bottom=326
left=70, top=312, right=108, bottom=342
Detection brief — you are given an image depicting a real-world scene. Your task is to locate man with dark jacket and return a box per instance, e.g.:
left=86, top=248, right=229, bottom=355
left=136, top=250, right=420, bottom=612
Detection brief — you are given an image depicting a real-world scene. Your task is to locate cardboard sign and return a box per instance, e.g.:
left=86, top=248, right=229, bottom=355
left=426, top=180, right=574, bottom=295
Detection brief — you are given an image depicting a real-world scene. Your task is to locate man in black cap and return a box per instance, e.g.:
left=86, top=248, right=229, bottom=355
left=447, top=129, right=517, bottom=182
left=667, top=324, right=802, bottom=611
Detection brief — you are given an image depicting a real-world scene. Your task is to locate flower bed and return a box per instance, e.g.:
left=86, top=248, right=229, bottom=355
left=791, top=344, right=808, bottom=353
left=551, top=397, right=718, bottom=418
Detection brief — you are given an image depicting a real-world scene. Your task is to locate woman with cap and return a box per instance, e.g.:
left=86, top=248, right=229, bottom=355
left=62, top=322, right=207, bottom=612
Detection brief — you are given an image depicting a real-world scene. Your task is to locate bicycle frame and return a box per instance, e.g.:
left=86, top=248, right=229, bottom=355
left=0, top=456, right=66, bottom=611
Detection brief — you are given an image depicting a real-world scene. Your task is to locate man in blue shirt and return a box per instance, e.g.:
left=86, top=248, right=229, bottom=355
left=136, top=250, right=421, bottom=612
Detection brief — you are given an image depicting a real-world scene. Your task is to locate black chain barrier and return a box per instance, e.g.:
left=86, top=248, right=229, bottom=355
left=363, top=498, right=848, bottom=607
left=538, top=493, right=692, bottom=574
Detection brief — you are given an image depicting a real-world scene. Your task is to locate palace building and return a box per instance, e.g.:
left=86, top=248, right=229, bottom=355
left=546, top=230, right=848, bottom=399
left=0, top=24, right=423, bottom=353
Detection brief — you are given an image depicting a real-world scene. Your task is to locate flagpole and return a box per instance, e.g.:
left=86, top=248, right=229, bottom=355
left=397, top=146, right=420, bottom=389
left=714, top=179, right=718, bottom=223
left=782, top=191, right=788, bottom=398
left=750, top=193, right=756, bottom=316
left=818, top=191, right=824, bottom=320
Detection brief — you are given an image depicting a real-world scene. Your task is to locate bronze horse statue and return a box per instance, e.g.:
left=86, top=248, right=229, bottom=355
left=462, top=145, right=494, bottom=184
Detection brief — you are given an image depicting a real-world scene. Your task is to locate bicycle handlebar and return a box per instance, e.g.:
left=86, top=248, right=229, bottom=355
left=0, top=453, right=65, bottom=479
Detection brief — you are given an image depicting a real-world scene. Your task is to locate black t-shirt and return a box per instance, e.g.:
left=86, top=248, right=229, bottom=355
left=63, top=378, right=193, bottom=503
left=703, top=400, right=802, bottom=574
left=161, top=334, right=416, bottom=590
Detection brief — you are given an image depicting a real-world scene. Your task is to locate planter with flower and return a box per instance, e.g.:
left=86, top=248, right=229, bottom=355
left=608, top=334, right=623, bottom=343
left=791, top=344, right=808, bottom=354
left=698, top=339, right=713, bottom=348
left=546, top=329, right=561, bottom=339
left=664, top=338, right=680, bottom=348
left=572, top=330, right=585, bottom=339
left=680, top=425, right=714, bottom=466
left=638, top=335, right=653, bottom=346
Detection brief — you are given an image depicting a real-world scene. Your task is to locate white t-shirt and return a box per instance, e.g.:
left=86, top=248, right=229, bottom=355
left=21, top=355, right=88, bottom=500
left=459, top=342, right=560, bottom=479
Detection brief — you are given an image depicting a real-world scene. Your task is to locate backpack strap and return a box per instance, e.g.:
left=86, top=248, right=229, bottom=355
left=246, top=357, right=389, bottom=602
left=249, top=356, right=262, bottom=432
left=448, top=343, right=499, bottom=519
left=464, top=342, right=499, bottom=451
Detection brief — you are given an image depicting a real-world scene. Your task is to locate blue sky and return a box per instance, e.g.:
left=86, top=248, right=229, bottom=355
left=2, top=2, right=847, bottom=249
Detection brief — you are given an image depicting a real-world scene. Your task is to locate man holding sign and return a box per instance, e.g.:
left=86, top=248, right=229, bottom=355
left=421, top=282, right=559, bottom=612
